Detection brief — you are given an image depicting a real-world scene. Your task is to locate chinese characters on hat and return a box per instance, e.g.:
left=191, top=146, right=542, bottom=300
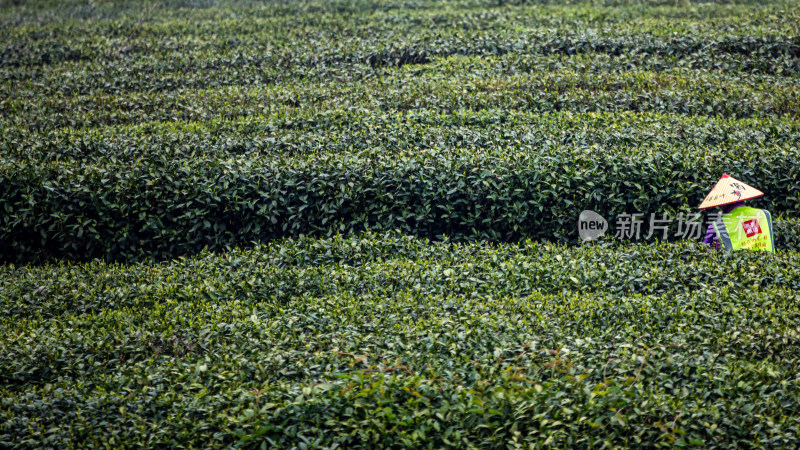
left=698, top=174, right=764, bottom=210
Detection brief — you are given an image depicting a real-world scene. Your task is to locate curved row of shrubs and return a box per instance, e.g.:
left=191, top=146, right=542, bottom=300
left=5, top=60, right=800, bottom=131
left=2, top=144, right=798, bottom=262
left=4, top=110, right=800, bottom=163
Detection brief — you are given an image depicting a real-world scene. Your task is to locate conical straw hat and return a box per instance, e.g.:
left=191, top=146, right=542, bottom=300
left=698, top=174, right=764, bottom=210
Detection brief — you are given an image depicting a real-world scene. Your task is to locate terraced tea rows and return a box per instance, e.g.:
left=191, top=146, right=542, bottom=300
left=2, top=0, right=799, bottom=447
left=2, top=1, right=799, bottom=263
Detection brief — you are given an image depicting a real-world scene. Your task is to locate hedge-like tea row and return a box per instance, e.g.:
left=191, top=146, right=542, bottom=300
left=3, top=232, right=799, bottom=319
left=4, top=110, right=799, bottom=164
left=2, top=234, right=800, bottom=447
left=4, top=60, right=800, bottom=131
left=2, top=141, right=799, bottom=262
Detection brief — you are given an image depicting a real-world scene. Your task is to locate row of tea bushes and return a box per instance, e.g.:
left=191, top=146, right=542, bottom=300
left=2, top=139, right=798, bottom=262
left=2, top=234, right=799, bottom=447
left=3, top=232, right=799, bottom=319
left=4, top=109, right=799, bottom=163
left=4, top=59, right=800, bottom=131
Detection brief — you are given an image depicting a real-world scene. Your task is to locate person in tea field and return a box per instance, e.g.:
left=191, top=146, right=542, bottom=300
left=700, top=174, right=775, bottom=252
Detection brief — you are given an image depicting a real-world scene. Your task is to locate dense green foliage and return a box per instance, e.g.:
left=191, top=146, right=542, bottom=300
left=2, top=0, right=800, bottom=262
left=2, top=234, right=800, bottom=447
left=3, top=110, right=800, bottom=262
left=2, top=0, right=800, bottom=448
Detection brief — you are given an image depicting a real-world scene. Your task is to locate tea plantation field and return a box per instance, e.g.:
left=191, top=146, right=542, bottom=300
left=2, top=0, right=800, bottom=447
